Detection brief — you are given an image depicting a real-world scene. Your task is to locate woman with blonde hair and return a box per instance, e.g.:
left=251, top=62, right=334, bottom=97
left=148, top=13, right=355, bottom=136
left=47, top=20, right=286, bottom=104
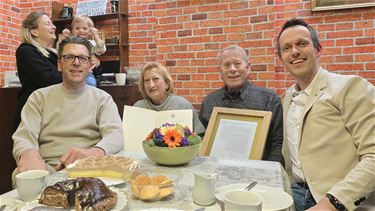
left=13, top=11, right=62, bottom=132
left=134, top=62, right=205, bottom=135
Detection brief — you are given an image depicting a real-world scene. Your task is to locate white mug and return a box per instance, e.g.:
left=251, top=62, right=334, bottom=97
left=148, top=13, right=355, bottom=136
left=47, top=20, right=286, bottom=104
left=115, top=73, right=126, bottom=85
left=16, top=170, right=49, bottom=201
left=224, top=190, right=263, bottom=211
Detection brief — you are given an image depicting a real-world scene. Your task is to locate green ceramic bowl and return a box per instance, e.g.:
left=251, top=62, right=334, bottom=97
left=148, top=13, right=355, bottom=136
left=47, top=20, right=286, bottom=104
left=142, top=142, right=200, bottom=165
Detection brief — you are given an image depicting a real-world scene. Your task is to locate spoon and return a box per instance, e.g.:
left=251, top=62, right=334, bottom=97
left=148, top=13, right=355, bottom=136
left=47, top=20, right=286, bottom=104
left=244, top=181, right=257, bottom=191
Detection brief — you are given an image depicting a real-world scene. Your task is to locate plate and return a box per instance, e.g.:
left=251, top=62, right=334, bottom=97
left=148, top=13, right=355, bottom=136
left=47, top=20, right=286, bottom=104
left=215, top=183, right=293, bottom=211
left=0, top=197, right=23, bottom=211
left=45, top=171, right=125, bottom=187
left=20, top=187, right=126, bottom=211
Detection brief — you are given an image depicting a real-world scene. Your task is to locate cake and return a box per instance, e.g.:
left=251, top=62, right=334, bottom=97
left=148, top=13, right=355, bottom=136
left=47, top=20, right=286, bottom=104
left=66, top=155, right=139, bottom=181
left=39, top=177, right=117, bottom=211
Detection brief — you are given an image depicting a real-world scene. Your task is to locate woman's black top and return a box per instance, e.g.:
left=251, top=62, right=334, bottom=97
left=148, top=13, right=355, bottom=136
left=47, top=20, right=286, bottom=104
left=12, top=43, right=62, bottom=132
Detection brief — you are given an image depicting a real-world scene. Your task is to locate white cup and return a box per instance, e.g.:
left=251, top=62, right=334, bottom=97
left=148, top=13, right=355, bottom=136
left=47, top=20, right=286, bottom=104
left=16, top=170, right=49, bottom=201
left=115, top=73, right=126, bottom=85
left=224, top=190, right=263, bottom=211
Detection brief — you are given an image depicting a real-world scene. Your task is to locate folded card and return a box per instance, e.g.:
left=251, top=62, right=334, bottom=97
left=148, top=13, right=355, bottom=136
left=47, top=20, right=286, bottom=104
left=122, top=106, right=193, bottom=152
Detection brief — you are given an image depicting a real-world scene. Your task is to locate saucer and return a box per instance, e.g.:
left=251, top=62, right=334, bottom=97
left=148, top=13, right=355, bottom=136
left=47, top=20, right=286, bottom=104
left=215, top=183, right=293, bottom=211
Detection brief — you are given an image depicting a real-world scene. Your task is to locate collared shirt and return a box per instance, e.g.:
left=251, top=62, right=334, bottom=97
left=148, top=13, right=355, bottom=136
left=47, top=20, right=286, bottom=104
left=286, top=72, right=319, bottom=182
left=200, top=81, right=284, bottom=165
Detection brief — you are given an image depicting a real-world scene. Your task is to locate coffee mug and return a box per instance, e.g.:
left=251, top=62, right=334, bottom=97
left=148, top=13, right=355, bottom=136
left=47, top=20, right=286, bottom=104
left=224, top=190, right=263, bottom=211
left=115, top=73, right=126, bottom=85
left=16, top=170, right=49, bottom=201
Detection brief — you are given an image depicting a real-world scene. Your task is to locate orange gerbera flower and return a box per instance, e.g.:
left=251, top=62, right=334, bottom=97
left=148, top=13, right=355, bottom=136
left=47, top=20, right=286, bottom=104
left=163, top=129, right=182, bottom=147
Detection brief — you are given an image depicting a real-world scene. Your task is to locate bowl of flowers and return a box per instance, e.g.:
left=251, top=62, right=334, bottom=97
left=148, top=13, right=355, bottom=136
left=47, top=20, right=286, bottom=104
left=142, top=123, right=202, bottom=165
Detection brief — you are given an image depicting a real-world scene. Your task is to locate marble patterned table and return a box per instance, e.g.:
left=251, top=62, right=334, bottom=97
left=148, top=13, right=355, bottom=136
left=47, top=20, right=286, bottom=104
left=1, top=151, right=292, bottom=211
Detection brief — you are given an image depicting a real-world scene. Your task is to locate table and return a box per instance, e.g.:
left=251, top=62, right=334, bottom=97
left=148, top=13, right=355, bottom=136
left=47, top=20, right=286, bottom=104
left=1, top=152, right=292, bottom=210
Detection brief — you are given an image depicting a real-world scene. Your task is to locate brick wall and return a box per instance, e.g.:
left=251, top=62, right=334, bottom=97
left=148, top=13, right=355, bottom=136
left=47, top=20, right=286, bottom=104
left=1, top=0, right=374, bottom=108
left=0, top=1, right=21, bottom=86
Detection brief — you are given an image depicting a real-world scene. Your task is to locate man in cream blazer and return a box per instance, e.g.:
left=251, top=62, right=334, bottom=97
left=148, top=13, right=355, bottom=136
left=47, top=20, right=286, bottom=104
left=278, top=18, right=374, bottom=210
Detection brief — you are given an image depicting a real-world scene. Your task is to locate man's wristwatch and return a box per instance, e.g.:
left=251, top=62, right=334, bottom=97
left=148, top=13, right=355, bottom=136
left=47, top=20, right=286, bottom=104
left=326, top=193, right=346, bottom=211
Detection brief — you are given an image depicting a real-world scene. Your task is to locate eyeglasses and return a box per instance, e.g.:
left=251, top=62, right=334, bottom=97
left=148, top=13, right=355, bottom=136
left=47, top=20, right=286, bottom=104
left=61, top=55, right=90, bottom=64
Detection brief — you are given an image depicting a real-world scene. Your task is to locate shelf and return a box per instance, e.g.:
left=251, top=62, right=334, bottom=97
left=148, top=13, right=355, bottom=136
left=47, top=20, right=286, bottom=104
left=53, top=13, right=120, bottom=25
left=99, top=55, right=119, bottom=61
left=51, top=0, right=128, bottom=70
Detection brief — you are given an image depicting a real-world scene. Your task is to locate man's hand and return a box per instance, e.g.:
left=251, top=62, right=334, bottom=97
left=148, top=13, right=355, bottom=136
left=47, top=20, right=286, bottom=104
left=307, top=197, right=337, bottom=211
left=55, top=147, right=105, bottom=171
left=17, top=149, right=47, bottom=173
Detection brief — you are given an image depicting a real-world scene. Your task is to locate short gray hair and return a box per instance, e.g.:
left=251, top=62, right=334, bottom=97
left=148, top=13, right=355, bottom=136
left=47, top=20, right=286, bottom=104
left=217, top=45, right=248, bottom=66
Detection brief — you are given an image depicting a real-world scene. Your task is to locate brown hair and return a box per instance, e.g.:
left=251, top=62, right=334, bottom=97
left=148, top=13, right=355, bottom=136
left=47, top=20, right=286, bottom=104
left=57, top=36, right=92, bottom=59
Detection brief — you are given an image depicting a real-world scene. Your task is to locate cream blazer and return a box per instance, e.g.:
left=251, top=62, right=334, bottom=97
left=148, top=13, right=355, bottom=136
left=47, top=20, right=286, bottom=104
left=282, top=68, right=375, bottom=210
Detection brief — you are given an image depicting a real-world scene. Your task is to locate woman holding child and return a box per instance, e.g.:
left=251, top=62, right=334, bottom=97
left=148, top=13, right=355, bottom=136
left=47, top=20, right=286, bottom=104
left=13, top=11, right=62, bottom=132
left=134, top=62, right=205, bottom=135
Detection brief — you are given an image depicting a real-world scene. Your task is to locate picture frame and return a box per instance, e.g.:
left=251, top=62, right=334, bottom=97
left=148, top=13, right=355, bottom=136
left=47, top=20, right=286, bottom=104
left=200, top=107, right=272, bottom=160
left=311, top=0, right=375, bottom=11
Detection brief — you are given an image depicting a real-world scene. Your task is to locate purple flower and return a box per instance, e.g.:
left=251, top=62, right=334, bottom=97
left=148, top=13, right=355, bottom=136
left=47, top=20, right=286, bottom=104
left=154, top=128, right=163, bottom=140
left=184, top=126, right=192, bottom=136
left=180, top=137, right=190, bottom=146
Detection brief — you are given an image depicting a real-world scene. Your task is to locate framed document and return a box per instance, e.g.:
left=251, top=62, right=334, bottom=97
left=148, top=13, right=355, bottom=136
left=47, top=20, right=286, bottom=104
left=200, top=107, right=272, bottom=160
left=311, top=0, right=375, bottom=11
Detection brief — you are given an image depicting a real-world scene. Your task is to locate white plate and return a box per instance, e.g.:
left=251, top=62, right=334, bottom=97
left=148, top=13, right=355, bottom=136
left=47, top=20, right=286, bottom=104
left=20, top=187, right=126, bottom=211
left=45, top=171, right=125, bottom=187
left=216, top=183, right=293, bottom=211
left=0, top=197, right=23, bottom=211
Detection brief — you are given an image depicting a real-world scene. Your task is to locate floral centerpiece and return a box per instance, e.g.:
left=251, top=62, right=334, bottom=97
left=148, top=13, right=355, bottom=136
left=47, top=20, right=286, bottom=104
left=143, top=123, right=201, bottom=147
left=142, top=123, right=202, bottom=165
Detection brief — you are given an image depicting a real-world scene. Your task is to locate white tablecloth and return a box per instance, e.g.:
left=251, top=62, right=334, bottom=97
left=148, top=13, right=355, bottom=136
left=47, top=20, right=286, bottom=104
left=1, top=151, right=292, bottom=210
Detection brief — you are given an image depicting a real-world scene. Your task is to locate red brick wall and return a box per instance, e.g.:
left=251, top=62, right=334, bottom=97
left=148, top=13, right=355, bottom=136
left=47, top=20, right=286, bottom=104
left=1, top=1, right=374, bottom=108
left=0, top=1, right=21, bottom=86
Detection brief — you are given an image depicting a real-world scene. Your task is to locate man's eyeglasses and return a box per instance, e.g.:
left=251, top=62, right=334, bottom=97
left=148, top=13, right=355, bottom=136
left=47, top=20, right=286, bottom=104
left=61, top=55, right=90, bottom=64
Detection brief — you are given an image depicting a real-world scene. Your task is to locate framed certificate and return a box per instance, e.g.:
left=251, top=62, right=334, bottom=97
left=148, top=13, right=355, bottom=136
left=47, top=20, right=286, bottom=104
left=311, top=0, right=375, bottom=11
left=200, top=107, right=272, bottom=160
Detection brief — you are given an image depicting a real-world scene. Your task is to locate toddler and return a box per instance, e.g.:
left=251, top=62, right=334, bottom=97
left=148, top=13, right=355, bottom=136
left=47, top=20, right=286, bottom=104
left=58, top=15, right=106, bottom=86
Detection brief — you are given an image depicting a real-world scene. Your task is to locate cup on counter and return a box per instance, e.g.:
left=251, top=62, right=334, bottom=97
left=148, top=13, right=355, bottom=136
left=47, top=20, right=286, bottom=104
left=16, top=170, right=49, bottom=201
left=115, top=73, right=127, bottom=85
left=224, top=190, right=263, bottom=211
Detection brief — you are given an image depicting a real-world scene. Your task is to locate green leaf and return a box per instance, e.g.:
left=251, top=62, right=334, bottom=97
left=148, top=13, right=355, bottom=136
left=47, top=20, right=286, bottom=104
left=187, top=134, right=202, bottom=145
left=143, top=140, right=155, bottom=146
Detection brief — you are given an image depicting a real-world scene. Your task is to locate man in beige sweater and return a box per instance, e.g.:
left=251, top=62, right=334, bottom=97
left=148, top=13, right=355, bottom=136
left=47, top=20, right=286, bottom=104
left=12, top=36, right=123, bottom=185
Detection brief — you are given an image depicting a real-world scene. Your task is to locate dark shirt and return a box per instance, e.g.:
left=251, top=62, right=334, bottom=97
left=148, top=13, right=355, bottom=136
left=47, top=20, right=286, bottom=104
left=199, top=81, right=284, bottom=166
left=12, top=43, right=62, bottom=132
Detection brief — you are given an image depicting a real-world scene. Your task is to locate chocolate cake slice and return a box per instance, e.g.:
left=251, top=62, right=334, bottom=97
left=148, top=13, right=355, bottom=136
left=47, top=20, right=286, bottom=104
left=39, top=177, right=117, bottom=211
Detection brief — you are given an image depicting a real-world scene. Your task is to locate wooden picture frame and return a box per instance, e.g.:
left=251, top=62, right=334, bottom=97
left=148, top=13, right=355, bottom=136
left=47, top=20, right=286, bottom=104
left=200, top=107, right=272, bottom=160
left=311, top=0, right=375, bottom=11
